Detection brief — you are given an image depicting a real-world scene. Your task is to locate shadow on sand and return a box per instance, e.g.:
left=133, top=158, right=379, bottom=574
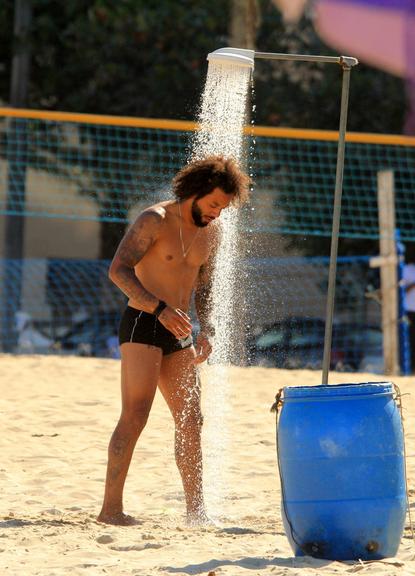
left=162, top=555, right=334, bottom=574
left=0, top=516, right=90, bottom=529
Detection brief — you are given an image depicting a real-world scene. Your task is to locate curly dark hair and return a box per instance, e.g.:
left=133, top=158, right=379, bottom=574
left=172, top=155, right=251, bottom=205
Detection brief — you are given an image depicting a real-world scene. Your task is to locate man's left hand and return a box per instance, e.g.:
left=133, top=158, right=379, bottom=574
left=193, top=333, right=213, bottom=364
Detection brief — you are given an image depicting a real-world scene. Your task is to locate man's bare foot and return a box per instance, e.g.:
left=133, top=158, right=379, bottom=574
left=97, top=512, right=141, bottom=526
left=186, top=509, right=217, bottom=528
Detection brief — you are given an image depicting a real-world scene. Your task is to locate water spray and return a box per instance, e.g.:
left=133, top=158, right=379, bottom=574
left=206, top=46, right=359, bottom=386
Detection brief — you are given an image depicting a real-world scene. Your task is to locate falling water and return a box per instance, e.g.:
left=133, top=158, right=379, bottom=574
left=190, top=60, right=251, bottom=516
left=191, top=61, right=251, bottom=162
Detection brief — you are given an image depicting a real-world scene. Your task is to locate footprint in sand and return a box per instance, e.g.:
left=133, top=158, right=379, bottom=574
left=43, top=508, right=62, bottom=515
left=96, top=534, right=115, bottom=544
left=110, top=543, right=163, bottom=552
left=220, top=527, right=260, bottom=535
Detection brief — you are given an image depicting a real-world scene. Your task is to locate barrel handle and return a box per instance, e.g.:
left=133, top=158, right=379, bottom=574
left=393, top=383, right=415, bottom=544
left=270, top=388, right=284, bottom=415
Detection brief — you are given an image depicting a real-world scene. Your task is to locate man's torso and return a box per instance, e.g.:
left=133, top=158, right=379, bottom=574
left=128, top=200, right=216, bottom=312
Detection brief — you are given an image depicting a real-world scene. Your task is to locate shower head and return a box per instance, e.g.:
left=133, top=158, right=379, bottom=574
left=207, top=47, right=255, bottom=69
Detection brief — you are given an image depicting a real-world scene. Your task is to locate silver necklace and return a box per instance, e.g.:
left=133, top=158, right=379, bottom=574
left=178, top=202, right=199, bottom=259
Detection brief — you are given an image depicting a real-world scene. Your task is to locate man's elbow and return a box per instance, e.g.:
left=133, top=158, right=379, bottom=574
left=108, top=260, right=123, bottom=284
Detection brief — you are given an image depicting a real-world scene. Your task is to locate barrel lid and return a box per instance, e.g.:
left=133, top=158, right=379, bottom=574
left=283, top=382, right=393, bottom=399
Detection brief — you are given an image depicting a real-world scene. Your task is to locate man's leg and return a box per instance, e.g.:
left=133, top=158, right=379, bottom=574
left=158, top=346, right=207, bottom=524
left=98, top=342, right=162, bottom=525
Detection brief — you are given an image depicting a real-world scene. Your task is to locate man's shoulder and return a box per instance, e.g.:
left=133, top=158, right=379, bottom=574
left=144, top=199, right=172, bottom=216
left=134, top=202, right=171, bottom=227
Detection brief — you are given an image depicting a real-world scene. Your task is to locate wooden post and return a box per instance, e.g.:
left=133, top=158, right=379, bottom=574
left=376, top=170, right=399, bottom=375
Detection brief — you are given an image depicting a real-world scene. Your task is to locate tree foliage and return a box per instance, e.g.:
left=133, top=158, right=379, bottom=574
left=255, top=1, right=406, bottom=133
left=0, top=0, right=407, bottom=131
left=2, top=0, right=229, bottom=118
left=0, top=0, right=408, bottom=259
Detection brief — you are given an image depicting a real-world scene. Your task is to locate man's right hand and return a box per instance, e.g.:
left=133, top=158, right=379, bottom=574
left=158, top=307, right=193, bottom=340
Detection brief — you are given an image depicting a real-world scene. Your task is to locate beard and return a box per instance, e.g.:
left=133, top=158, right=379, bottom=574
left=191, top=199, right=209, bottom=228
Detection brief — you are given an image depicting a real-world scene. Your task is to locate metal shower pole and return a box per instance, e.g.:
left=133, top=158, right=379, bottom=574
left=254, top=52, right=359, bottom=385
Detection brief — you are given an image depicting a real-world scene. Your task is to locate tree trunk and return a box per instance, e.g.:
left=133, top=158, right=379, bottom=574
left=229, top=0, right=260, bottom=49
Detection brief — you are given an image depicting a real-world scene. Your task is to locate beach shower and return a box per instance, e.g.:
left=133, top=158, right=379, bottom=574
left=207, top=47, right=255, bottom=68
left=202, top=45, right=359, bottom=383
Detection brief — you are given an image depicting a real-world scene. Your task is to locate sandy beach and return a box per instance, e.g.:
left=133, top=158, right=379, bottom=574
left=1, top=354, right=414, bottom=575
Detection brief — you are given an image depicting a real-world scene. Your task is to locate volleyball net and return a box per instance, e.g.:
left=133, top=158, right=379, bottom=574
left=0, top=256, right=383, bottom=373
left=1, top=107, right=414, bottom=368
left=1, top=108, right=415, bottom=238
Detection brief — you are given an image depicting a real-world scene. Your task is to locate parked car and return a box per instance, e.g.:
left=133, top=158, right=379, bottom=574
left=332, top=322, right=383, bottom=372
left=15, top=311, right=55, bottom=354
left=246, top=317, right=329, bottom=369
left=51, top=311, right=121, bottom=357
left=246, top=317, right=383, bottom=371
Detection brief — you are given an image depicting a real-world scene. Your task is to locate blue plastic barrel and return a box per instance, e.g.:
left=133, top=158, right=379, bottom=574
left=277, top=382, right=406, bottom=560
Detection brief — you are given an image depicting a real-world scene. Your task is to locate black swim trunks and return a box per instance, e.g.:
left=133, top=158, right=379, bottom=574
left=118, top=306, right=193, bottom=355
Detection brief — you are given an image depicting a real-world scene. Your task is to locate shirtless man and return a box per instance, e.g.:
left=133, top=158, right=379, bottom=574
left=97, top=155, right=250, bottom=526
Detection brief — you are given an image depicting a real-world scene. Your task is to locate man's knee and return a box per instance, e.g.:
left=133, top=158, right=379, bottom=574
left=120, top=403, right=152, bottom=432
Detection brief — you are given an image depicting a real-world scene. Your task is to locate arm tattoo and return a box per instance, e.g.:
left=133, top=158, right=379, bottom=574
left=109, top=211, right=162, bottom=311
